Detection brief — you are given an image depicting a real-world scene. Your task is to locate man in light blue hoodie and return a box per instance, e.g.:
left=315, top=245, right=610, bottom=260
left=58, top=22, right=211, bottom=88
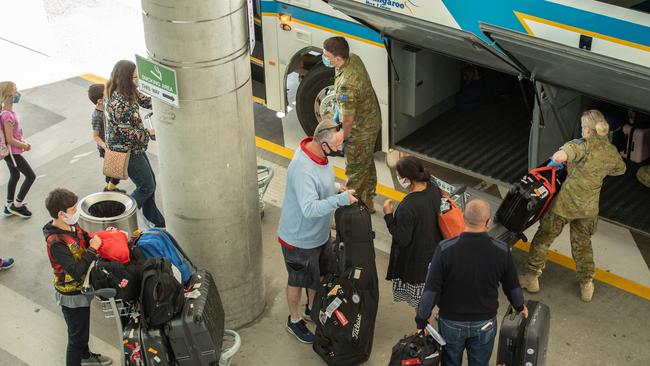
left=278, top=120, right=357, bottom=344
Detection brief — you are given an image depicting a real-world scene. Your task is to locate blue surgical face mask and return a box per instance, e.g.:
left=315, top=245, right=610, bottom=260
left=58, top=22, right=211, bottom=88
left=322, top=54, right=333, bottom=68
left=11, top=92, right=21, bottom=104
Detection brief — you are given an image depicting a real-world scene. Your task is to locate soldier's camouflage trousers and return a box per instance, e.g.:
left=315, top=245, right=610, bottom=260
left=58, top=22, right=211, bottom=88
left=345, top=134, right=379, bottom=203
left=527, top=210, right=598, bottom=284
left=637, top=165, right=650, bottom=188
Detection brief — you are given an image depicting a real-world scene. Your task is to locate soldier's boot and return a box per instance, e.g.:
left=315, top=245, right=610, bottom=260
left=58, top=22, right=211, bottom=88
left=364, top=197, right=376, bottom=214
left=580, top=280, right=594, bottom=302
left=519, top=273, right=540, bottom=293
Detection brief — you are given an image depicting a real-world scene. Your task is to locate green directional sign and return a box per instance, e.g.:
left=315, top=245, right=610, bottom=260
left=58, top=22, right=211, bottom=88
left=135, top=54, right=179, bottom=108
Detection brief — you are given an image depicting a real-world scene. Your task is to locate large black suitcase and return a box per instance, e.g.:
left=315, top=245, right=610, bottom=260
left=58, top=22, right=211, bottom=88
left=497, top=300, right=551, bottom=366
left=312, top=202, right=379, bottom=366
left=496, top=162, right=567, bottom=234
left=123, top=317, right=173, bottom=366
left=165, top=269, right=225, bottom=366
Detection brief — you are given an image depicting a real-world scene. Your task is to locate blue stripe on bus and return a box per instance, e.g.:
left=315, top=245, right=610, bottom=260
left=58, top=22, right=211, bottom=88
left=261, top=0, right=383, bottom=45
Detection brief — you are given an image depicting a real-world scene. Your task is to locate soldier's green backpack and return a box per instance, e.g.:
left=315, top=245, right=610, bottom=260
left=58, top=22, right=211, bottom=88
left=637, top=165, right=650, bottom=188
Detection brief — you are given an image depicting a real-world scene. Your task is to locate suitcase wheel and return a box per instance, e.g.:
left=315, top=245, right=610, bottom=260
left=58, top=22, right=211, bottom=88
left=526, top=201, right=535, bottom=212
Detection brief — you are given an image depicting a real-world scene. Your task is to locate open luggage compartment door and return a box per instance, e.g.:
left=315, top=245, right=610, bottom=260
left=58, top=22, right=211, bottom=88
left=481, top=23, right=650, bottom=114
left=327, top=0, right=522, bottom=76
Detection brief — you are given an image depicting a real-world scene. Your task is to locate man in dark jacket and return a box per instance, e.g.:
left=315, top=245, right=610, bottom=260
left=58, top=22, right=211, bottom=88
left=44, top=188, right=112, bottom=366
left=416, top=198, right=528, bottom=366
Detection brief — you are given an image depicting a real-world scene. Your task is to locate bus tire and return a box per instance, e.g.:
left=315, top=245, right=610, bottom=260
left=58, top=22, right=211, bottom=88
left=296, top=64, right=335, bottom=136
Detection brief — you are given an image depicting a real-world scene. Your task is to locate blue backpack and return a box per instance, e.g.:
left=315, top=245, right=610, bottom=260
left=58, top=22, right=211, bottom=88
left=136, top=228, right=192, bottom=285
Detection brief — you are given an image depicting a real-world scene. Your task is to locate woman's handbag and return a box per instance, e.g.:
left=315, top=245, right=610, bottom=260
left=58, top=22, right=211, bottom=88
left=437, top=189, right=465, bottom=239
left=103, top=147, right=130, bottom=180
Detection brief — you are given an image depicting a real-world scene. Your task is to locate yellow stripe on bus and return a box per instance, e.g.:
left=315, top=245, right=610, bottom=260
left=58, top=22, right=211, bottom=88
left=515, top=12, right=650, bottom=52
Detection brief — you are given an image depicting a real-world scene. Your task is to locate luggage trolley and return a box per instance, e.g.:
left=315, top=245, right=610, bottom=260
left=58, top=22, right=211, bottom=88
left=84, top=287, right=241, bottom=366
left=257, top=165, right=274, bottom=218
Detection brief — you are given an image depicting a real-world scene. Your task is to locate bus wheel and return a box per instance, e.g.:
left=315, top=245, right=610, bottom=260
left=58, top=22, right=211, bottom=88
left=296, top=64, right=335, bottom=136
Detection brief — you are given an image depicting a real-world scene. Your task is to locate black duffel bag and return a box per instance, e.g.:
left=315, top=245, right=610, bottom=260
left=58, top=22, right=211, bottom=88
left=388, top=332, right=441, bottom=366
left=89, top=259, right=141, bottom=302
left=140, top=258, right=185, bottom=327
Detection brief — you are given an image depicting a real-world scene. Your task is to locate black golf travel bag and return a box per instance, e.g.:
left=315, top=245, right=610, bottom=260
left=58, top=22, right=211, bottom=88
left=496, top=161, right=567, bottom=235
left=165, top=269, right=226, bottom=366
left=497, top=300, right=551, bottom=366
left=312, top=201, right=379, bottom=366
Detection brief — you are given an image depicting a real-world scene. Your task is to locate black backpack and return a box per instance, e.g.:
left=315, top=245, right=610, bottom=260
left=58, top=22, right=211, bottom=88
left=89, top=259, right=141, bottom=302
left=140, top=258, right=184, bottom=327
left=389, top=332, right=441, bottom=366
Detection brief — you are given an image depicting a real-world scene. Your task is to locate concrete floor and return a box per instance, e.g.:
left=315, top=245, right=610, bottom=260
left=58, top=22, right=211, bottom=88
left=0, top=78, right=649, bottom=366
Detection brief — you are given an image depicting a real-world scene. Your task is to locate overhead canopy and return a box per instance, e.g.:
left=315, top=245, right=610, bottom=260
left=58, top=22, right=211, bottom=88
left=327, top=0, right=521, bottom=76
left=482, top=24, right=650, bottom=113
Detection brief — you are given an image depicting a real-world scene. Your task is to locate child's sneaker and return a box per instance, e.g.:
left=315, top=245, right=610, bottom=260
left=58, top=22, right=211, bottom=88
left=8, top=204, right=32, bottom=218
left=2, top=204, right=11, bottom=217
left=286, top=316, right=315, bottom=344
left=0, top=258, right=15, bottom=271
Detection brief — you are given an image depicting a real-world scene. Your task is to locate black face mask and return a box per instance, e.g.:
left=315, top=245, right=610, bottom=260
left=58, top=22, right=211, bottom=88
left=321, top=142, right=344, bottom=157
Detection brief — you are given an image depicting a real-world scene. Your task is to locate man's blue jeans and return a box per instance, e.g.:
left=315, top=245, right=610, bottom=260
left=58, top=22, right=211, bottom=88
left=128, top=152, right=165, bottom=227
left=438, top=316, right=497, bottom=366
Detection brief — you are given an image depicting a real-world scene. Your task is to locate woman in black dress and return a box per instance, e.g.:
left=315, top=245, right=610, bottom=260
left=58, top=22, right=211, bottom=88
left=383, top=156, right=442, bottom=309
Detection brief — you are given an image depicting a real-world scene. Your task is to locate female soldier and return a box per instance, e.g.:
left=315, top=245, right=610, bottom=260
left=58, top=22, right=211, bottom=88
left=520, top=109, right=626, bottom=302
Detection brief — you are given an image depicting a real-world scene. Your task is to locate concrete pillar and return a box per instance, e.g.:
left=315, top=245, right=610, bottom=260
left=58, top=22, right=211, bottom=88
left=141, top=0, right=264, bottom=328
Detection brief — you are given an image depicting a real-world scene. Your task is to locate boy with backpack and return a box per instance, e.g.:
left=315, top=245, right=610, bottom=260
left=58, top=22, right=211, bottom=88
left=88, top=84, right=125, bottom=193
left=44, top=187, right=112, bottom=366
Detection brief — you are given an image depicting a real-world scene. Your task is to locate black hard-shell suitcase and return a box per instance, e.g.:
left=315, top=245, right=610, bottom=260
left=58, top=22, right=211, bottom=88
left=497, top=300, right=551, bottom=366
left=496, top=162, right=567, bottom=234
left=123, top=317, right=173, bottom=366
left=312, top=201, right=379, bottom=366
left=165, top=269, right=225, bottom=366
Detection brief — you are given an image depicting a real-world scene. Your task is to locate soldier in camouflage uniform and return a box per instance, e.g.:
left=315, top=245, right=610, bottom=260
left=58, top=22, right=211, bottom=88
left=519, top=110, right=626, bottom=302
left=323, top=37, right=382, bottom=213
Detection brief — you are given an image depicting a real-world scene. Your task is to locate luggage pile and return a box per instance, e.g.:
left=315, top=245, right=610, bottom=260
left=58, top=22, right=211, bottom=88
left=85, top=228, right=228, bottom=366
left=312, top=201, right=379, bottom=366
